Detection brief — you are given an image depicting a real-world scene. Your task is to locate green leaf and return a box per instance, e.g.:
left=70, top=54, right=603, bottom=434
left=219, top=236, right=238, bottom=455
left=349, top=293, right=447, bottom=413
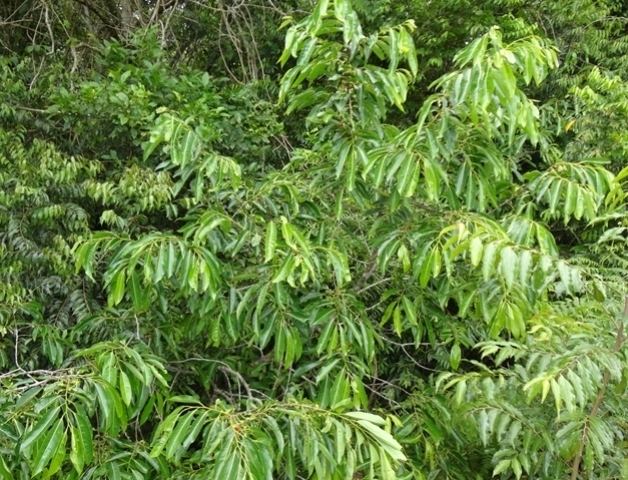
left=500, top=246, right=517, bottom=287
left=454, top=379, right=467, bottom=406
left=20, top=406, right=61, bottom=453
left=150, top=408, right=183, bottom=458
left=264, top=221, right=278, bottom=263
left=344, top=411, right=386, bottom=426
left=450, top=343, right=461, bottom=370
left=0, top=457, right=14, bottom=480
left=68, top=410, right=93, bottom=476
left=469, top=236, right=483, bottom=267
left=355, top=419, right=406, bottom=462
left=482, top=242, right=498, bottom=280
left=31, top=418, right=63, bottom=476
left=129, top=270, right=148, bottom=312
left=401, top=296, right=417, bottom=325
left=106, top=461, right=122, bottom=480
left=493, top=459, right=511, bottom=476
left=108, top=270, right=126, bottom=306
left=119, top=370, right=133, bottom=406
left=69, top=423, right=84, bottom=474
left=165, top=411, right=196, bottom=459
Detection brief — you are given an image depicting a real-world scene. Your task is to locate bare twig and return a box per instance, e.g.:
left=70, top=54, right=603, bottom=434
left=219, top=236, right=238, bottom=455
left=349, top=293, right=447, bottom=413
left=73, top=0, right=120, bottom=37
left=43, top=1, right=54, bottom=53
left=356, top=277, right=391, bottom=294
left=159, top=0, right=179, bottom=47
left=12, top=105, right=47, bottom=113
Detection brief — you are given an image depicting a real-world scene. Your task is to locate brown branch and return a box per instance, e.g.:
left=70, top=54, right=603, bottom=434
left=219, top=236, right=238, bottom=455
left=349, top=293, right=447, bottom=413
left=159, top=0, right=179, bottom=47
left=570, top=295, right=627, bottom=480
left=73, top=0, right=120, bottom=37
left=12, top=105, right=48, bottom=112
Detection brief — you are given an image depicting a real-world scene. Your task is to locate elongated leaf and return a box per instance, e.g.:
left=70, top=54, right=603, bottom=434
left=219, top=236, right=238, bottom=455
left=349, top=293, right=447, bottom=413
left=20, top=406, right=61, bottom=453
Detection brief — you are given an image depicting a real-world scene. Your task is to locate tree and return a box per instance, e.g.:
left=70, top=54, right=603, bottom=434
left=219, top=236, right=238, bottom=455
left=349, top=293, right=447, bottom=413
left=0, top=0, right=626, bottom=479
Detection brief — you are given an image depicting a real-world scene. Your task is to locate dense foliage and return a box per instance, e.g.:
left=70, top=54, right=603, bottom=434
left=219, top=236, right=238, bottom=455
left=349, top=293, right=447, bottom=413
left=0, top=1, right=626, bottom=479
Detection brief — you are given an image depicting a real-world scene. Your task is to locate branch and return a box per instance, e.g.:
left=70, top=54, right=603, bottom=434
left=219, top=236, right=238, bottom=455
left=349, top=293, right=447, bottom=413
left=570, top=295, right=626, bottom=480
left=73, top=0, right=119, bottom=35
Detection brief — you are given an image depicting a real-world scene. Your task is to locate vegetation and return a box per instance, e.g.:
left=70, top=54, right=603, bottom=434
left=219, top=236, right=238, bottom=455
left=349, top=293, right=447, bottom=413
left=0, top=0, right=626, bottom=479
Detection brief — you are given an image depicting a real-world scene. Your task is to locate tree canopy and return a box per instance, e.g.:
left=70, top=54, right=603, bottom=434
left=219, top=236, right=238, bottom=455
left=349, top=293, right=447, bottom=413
left=0, top=1, right=626, bottom=479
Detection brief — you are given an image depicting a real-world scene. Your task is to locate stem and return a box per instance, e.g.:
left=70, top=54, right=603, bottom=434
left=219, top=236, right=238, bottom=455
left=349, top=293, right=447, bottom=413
left=569, top=295, right=626, bottom=480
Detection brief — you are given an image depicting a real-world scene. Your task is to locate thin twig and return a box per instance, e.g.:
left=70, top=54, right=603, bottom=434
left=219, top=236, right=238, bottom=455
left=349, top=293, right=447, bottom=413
left=13, top=327, right=24, bottom=371
left=356, top=277, right=391, bottom=294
